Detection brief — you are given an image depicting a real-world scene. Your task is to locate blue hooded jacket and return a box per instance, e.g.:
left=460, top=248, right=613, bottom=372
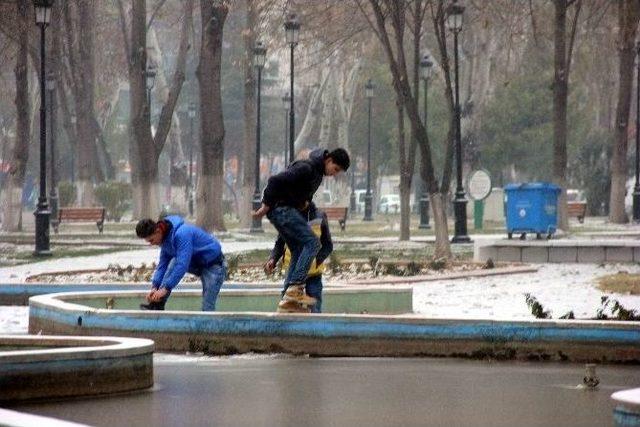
left=152, top=215, right=223, bottom=290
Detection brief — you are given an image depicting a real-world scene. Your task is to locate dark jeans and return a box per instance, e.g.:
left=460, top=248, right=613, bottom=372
left=305, top=275, right=323, bottom=313
left=267, top=206, right=321, bottom=288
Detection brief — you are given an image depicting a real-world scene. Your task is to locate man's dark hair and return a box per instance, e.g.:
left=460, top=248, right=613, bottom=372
left=328, top=148, right=350, bottom=171
left=136, top=218, right=157, bottom=238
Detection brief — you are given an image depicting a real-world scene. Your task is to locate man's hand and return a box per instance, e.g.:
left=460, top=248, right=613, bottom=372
left=148, top=287, right=169, bottom=303
left=252, top=203, right=270, bottom=218
left=263, top=259, right=276, bottom=275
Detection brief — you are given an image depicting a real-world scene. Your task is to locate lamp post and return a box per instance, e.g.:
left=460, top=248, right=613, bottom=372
left=364, top=79, right=374, bottom=222
left=284, top=13, right=300, bottom=163
left=145, top=64, right=157, bottom=120
left=47, top=72, right=59, bottom=231
left=251, top=41, right=267, bottom=233
left=33, top=0, right=54, bottom=256
left=418, top=54, right=433, bottom=229
left=281, top=92, right=290, bottom=165
left=634, top=40, right=640, bottom=222
left=447, top=0, right=470, bottom=243
left=187, top=102, right=196, bottom=217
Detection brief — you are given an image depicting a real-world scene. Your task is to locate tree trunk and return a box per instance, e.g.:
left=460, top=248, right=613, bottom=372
left=430, top=193, right=449, bottom=258
left=609, top=0, right=640, bottom=223
left=127, top=0, right=158, bottom=218
left=397, top=100, right=411, bottom=241
left=239, top=0, right=257, bottom=229
left=552, top=0, right=569, bottom=230
left=293, top=69, right=331, bottom=153
left=63, top=0, right=100, bottom=205
left=0, top=0, right=29, bottom=231
left=195, top=0, right=228, bottom=231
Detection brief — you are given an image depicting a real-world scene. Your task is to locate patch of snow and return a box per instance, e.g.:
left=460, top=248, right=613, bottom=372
left=412, top=263, right=640, bottom=319
left=0, top=306, right=29, bottom=334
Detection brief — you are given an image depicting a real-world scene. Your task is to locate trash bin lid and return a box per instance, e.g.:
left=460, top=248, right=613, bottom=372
left=505, top=182, right=561, bottom=192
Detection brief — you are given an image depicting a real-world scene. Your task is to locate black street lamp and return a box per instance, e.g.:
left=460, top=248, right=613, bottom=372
left=634, top=40, right=640, bottom=222
left=33, top=0, right=54, bottom=256
left=145, top=64, right=157, bottom=120
left=284, top=13, right=300, bottom=163
left=281, top=92, right=290, bottom=165
left=251, top=41, right=267, bottom=233
left=187, top=102, right=196, bottom=217
left=47, top=72, right=59, bottom=231
left=447, top=0, right=470, bottom=243
left=418, top=54, right=433, bottom=230
left=364, top=79, right=374, bottom=222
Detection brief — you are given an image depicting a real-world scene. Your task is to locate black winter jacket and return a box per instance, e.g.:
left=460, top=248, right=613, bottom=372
left=261, top=148, right=327, bottom=208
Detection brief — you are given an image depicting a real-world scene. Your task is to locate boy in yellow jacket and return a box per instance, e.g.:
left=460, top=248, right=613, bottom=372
left=264, top=202, right=333, bottom=313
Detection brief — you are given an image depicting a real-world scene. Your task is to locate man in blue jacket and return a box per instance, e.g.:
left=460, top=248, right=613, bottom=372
left=253, top=148, right=349, bottom=311
left=135, top=215, right=226, bottom=311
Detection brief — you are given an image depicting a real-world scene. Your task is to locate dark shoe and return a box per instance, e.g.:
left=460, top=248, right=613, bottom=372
left=140, top=301, right=166, bottom=311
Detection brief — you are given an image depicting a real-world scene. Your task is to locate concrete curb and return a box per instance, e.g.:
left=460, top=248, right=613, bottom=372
left=0, top=335, right=154, bottom=403
left=28, top=290, right=640, bottom=363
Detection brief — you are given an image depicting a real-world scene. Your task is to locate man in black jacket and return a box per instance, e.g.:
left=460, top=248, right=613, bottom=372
left=253, top=148, right=349, bottom=310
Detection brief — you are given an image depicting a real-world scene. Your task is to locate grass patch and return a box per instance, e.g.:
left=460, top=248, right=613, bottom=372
left=597, top=272, right=640, bottom=295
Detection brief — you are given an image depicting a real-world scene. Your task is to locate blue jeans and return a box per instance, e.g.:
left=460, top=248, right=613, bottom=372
left=199, top=261, right=227, bottom=311
left=267, top=206, right=321, bottom=288
left=305, top=275, right=323, bottom=313
left=161, top=259, right=227, bottom=311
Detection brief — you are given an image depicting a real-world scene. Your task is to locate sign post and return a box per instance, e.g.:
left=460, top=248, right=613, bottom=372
left=467, top=169, right=492, bottom=230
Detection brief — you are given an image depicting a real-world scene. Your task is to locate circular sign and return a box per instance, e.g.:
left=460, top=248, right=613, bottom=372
left=467, top=169, right=492, bottom=201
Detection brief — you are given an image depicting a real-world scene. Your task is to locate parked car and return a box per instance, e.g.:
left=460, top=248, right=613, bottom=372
left=378, top=194, right=400, bottom=214
left=354, top=189, right=367, bottom=213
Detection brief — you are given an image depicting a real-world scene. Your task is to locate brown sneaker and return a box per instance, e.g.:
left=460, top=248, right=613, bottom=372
left=277, top=299, right=311, bottom=313
left=283, top=284, right=317, bottom=306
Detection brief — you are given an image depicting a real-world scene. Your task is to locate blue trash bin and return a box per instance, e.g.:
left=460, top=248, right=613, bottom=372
left=504, top=182, right=561, bottom=239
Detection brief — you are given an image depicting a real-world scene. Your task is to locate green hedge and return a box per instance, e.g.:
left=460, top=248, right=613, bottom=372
left=94, top=180, right=132, bottom=222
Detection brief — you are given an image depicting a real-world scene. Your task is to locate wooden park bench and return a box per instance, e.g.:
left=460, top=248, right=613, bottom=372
left=53, top=207, right=106, bottom=234
left=322, top=206, right=348, bottom=231
left=567, top=201, right=587, bottom=224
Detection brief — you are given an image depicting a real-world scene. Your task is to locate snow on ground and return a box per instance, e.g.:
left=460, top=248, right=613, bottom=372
left=413, top=262, right=640, bottom=319
left=0, top=306, right=28, bottom=335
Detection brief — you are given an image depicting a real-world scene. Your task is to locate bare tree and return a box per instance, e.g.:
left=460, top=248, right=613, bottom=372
left=195, top=0, right=228, bottom=231
left=0, top=0, right=30, bottom=231
left=358, top=0, right=452, bottom=258
left=609, top=0, right=640, bottom=223
left=118, top=0, right=193, bottom=218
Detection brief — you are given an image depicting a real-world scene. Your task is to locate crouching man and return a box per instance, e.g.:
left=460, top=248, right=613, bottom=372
left=135, top=215, right=226, bottom=311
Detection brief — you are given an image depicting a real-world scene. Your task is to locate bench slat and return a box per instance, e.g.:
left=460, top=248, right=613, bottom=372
left=321, top=207, right=348, bottom=231
left=54, top=207, right=106, bottom=234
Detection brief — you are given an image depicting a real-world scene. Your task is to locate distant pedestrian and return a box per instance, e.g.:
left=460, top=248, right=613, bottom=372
left=253, top=148, right=349, bottom=311
left=135, top=215, right=226, bottom=311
